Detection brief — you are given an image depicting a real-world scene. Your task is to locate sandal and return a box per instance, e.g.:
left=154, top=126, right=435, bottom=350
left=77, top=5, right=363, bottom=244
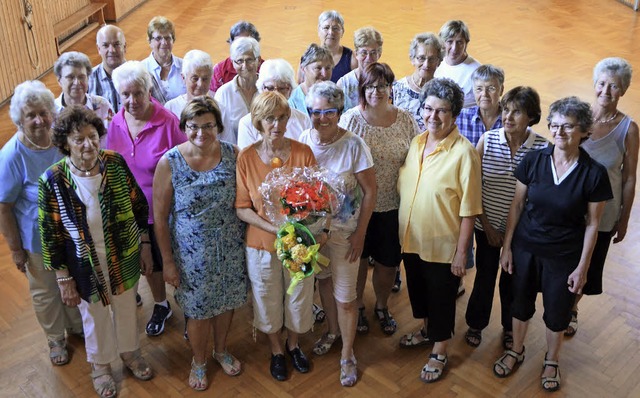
left=313, top=332, right=340, bottom=355
left=313, top=303, right=326, bottom=323
left=340, top=356, right=358, bottom=387
left=564, top=310, right=578, bottom=337
left=374, top=307, right=397, bottom=335
left=502, top=330, right=514, bottom=350
left=121, top=349, right=153, bottom=381
left=356, top=307, right=369, bottom=334
left=464, top=328, right=482, bottom=348
left=399, top=328, right=431, bottom=348
left=213, top=350, right=242, bottom=376
left=541, top=355, right=561, bottom=392
left=493, top=346, right=525, bottom=378
left=420, top=353, right=448, bottom=383
left=91, top=363, right=116, bottom=398
left=48, top=339, right=69, bottom=366
left=189, top=358, right=208, bottom=391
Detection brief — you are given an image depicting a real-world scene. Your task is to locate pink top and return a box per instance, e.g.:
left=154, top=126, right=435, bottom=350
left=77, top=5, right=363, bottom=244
left=106, top=98, right=186, bottom=223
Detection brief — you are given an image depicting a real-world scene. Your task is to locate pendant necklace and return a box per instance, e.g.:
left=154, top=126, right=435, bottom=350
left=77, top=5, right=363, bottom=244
left=69, top=157, right=99, bottom=176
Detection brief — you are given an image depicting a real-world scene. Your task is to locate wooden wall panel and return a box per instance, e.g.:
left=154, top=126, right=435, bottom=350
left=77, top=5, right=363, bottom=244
left=0, top=0, right=57, bottom=104
left=104, top=0, right=148, bottom=22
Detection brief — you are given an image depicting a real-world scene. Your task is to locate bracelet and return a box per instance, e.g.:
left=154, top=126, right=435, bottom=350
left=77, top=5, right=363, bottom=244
left=56, top=276, right=74, bottom=283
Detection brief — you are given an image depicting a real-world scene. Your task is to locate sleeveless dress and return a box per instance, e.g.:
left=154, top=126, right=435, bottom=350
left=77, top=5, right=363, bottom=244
left=582, top=115, right=632, bottom=232
left=331, top=46, right=353, bottom=83
left=166, top=142, right=247, bottom=319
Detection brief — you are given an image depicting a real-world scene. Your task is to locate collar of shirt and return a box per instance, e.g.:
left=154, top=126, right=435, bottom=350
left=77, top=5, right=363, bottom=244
left=147, top=52, right=178, bottom=73
left=498, top=127, right=540, bottom=149
left=418, top=127, right=461, bottom=154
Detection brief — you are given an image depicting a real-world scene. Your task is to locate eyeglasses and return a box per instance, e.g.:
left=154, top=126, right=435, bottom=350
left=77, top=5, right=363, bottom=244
left=474, top=85, right=499, bottom=94
left=356, top=49, right=381, bottom=58
left=321, top=25, right=342, bottom=33
left=151, top=35, right=173, bottom=43
left=548, top=123, right=576, bottom=133
left=233, top=57, right=257, bottom=66
left=423, top=106, right=451, bottom=116
left=364, top=84, right=390, bottom=93
left=262, top=84, right=291, bottom=93
left=186, top=123, right=217, bottom=133
left=264, top=115, right=288, bottom=125
left=308, top=108, right=339, bottom=119
left=414, top=56, right=441, bottom=65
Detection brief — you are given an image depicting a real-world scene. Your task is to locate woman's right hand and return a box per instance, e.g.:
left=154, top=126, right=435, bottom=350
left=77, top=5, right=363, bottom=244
left=163, top=261, right=180, bottom=289
left=499, top=248, right=513, bottom=274
left=11, top=249, right=28, bottom=273
left=58, top=280, right=81, bottom=307
left=484, top=224, right=504, bottom=248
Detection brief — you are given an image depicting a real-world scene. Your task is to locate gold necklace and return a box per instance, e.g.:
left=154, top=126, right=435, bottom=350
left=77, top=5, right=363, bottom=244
left=314, top=128, right=341, bottom=146
left=596, top=110, right=618, bottom=124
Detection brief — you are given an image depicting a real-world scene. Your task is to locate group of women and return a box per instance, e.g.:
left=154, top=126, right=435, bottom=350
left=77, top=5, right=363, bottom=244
left=0, top=9, right=637, bottom=397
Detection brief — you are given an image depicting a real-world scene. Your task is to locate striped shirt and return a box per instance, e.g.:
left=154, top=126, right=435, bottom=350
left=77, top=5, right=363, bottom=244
left=476, top=128, right=548, bottom=232
left=39, top=150, right=148, bottom=305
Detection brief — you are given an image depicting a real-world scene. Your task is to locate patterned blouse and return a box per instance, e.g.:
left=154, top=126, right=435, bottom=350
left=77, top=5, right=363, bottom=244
left=39, top=150, right=148, bottom=305
left=339, top=107, right=420, bottom=212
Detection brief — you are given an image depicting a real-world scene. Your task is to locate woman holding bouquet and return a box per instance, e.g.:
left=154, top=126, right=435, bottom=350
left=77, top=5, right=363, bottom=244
left=235, top=91, right=317, bottom=381
left=299, top=81, right=376, bottom=386
left=154, top=97, right=247, bottom=391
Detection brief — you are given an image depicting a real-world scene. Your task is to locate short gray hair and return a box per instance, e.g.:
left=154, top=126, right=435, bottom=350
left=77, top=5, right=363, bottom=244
left=593, top=57, right=633, bottom=93
left=227, top=21, right=261, bottom=44
left=318, top=10, right=345, bottom=29
left=9, top=80, right=56, bottom=126
left=53, top=51, right=92, bottom=79
left=305, top=80, right=345, bottom=110
left=439, top=20, right=470, bottom=42
left=112, top=61, right=153, bottom=93
left=230, top=37, right=260, bottom=60
left=547, top=96, right=593, bottom=139
left=420, top=78, right=464, bottom=118
left=182, top=49, right=213, bottom=76
left=472, top=64, right=505, bottom=86
left=409, top=32, right=444, bottom=61
left=300, top=43, right=334, bottom=69
left=256, top=59, right=297, bottom=92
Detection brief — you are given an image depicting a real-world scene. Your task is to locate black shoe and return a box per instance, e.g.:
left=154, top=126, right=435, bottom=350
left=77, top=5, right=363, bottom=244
left=136, top=293, right=143, bottom=307
left=286, top=341, right=310, bottom=373
left=145, top=303, right=172, bottom=336
left=270, top=354, right=287, bottom=381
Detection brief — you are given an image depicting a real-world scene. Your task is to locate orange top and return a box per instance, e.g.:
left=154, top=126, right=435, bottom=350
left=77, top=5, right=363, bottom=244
left=235, top=140, right=316, bottom=251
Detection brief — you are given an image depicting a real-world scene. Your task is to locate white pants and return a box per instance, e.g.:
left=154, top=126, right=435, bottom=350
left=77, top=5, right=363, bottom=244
left=246, top=247, right=314, bottom=335
left=26, top=252, right=83, bottom=342
left=315, top=230, right=359, bottom=303
left=78, top=251, right=139, bottom=364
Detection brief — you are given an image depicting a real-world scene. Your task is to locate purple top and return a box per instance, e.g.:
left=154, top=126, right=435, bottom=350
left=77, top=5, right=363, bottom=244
left=106, top=98, right=186, bottom=223
left=331, top=46, right=353, bottom=83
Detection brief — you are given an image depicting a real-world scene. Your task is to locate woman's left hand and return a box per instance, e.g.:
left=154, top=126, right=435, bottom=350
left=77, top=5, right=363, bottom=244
left=140, top=244, right=154, bottom=276
left=567, top=267, right=587, bottom=294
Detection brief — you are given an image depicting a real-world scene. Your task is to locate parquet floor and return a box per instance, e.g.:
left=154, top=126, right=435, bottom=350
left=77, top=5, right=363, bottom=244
left=1, top=0, right=640, bottom=397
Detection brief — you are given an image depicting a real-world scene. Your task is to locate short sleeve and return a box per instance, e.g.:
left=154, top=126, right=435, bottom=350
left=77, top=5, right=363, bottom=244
left=0, top=148, right=22, bottom=203
left=588, top=162, right=614, bottom=203
left=514, top=150, right=536, bottom=185
left=234, top=150, right=254, bottom=209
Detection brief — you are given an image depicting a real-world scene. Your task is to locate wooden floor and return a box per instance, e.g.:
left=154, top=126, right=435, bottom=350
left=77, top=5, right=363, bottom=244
left=1, top=0, right=640, bottom=396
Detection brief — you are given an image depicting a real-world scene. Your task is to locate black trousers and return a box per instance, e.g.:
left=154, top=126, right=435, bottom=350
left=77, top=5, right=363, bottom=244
left=465, top=229, right=513, bottom=331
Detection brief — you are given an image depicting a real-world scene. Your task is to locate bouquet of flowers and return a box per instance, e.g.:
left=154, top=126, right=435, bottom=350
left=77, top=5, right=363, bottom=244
left=260, top=166, right=345, bottom=293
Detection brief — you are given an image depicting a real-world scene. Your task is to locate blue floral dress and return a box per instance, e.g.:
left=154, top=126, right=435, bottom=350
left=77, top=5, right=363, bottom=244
left=166, top=142, right=247, bottom=319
